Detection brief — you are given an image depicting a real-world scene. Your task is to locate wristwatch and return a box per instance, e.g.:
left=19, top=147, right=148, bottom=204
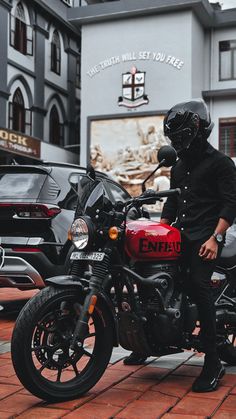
left=212, top=232, right=224, bottom=244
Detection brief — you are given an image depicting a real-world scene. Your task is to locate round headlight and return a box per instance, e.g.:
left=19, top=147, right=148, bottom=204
left=71, top=217, right=90, bottom=249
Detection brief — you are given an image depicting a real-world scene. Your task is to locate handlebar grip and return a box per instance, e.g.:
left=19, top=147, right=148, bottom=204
left=156, top=188, right=181, bottom=198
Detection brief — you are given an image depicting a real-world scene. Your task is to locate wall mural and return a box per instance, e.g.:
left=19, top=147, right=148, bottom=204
left=90, top=115, right=170, bottom=213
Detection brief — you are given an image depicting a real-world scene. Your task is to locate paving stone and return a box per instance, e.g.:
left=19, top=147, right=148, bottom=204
left=17, top=407, right=70, bottom=418
left=162, top=414, right=206, bottom=419
left=114, top=377, right=155, bottom=392
left=114, top=399, right=176, bottom=418
left=63, top=402, right=121, bottom=418
left=91, top=388, right=141, bottom=407
left=0, top=342, right=11, bottom=354
left=173, top=364, right=202, bottom=377
left=0, top=393, right=42, bottom=415
left=189, top=385, right=230, bottom=400
left=151, top=374, right=194, bottom=398
left=221, top=374, right=236, bottom=387
left=0, top=383, right=21, bottom=400
left=218, top=394, right=236, bottom=411
left=131, top=366, right=170, bottom=380
left=213, top=410, right=236, bottom=418
left=149, top=352, right=193, bottom=369
left=225, top=366, right=236, bottom=374
left=171, top=394, right=222, bottom=416
left=185, top=355, right=204, bottom=366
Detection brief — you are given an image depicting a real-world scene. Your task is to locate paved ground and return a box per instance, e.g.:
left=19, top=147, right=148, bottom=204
left=0, top=288, right=236, bottom=418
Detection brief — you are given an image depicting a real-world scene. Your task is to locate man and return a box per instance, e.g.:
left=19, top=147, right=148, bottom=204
left=124, top=99, right=236, bottom=393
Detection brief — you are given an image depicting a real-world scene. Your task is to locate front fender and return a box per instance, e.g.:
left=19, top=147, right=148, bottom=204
left=45, top=275, right=119, bottom=346
left=45, top=275, right=89, bottom=288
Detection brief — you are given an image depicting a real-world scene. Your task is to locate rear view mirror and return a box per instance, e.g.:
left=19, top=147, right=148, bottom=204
left=157, top=145, right=177, bottom=167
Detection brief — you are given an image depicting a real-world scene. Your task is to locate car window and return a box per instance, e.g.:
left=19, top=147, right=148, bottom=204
left=0, top=173, right=46, bottom=199
left=105, top=180, right=130, bottom=203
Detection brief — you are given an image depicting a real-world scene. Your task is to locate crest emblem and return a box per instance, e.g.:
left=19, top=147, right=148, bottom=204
left=0, top=246, right=5, bottom=269
left=118, top=66, right=149, bottom=108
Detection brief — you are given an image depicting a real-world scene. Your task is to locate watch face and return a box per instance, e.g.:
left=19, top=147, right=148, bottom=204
left=216, top=234, right=223, bottom=243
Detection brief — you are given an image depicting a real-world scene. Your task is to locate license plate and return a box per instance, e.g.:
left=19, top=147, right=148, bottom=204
left=70, top=251, right=105, bottom=261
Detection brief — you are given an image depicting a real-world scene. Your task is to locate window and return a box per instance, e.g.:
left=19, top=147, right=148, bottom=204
left=219, top=40, right=236, bottom=81
left=8, top=88, right=32, bottom=135
left=219, top=119, right=236, bottom=157
left=51, top=30, right=61, bottom=75
left=10, top=2, right=33, bottom=55
left=75, top=56, right=81, bottom=89
left=61, top=0, right=74, bottom=6
left=49, top=106, right=64, bottom=146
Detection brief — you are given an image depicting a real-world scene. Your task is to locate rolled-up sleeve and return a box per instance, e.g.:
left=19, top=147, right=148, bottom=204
left=217, top=156, right=236, bottom=225
left=161, top=167, right=178, bottom=222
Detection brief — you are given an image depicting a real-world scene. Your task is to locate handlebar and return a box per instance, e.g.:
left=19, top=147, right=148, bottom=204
left=121, top=188, right=181, bottom=211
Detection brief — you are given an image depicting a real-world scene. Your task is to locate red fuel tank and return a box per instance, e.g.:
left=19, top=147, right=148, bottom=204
left=125, top=219, right=181, bottom=261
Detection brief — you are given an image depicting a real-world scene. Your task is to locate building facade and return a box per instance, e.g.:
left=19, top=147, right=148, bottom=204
left=68, top=0, right=236, bottom=168
left=0, top=0, right=82, bottom=164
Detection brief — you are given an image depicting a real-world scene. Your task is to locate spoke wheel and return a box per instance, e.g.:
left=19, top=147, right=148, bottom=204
left=11, top=286, right=113, bottom=402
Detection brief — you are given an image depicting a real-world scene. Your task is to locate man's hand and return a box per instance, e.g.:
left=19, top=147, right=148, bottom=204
left=199, top=237, right=218, bottom=260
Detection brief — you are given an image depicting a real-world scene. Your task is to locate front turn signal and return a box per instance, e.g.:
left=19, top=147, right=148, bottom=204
left=108, top=226, right=119, bottom=240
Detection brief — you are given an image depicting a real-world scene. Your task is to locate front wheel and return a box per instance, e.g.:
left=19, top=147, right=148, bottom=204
left=11, top=286, right=114, bottom=402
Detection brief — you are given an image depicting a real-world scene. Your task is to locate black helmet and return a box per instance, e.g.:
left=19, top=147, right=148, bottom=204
left=163, top=99, right=214, bottom=153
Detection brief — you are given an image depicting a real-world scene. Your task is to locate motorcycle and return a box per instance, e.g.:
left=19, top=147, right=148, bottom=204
left=11, top=145, right=236, bottom=402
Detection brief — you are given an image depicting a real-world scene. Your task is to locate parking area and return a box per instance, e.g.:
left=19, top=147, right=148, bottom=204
left=0, top=288, right=236, bottom=418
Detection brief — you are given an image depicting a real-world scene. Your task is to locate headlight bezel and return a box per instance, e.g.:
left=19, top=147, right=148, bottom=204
left=70, top=216, right=94, bottom=250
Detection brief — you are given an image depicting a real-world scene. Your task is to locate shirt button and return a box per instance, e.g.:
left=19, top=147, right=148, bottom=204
left=183, top=214, right=186, bottom=217
left=184, top=200, right=186, bottom=203
left=187, top=172, right=190, bottom=175
left=181, top=227, right=184, bottom=231
left=184, top=186, right=188, bottom=190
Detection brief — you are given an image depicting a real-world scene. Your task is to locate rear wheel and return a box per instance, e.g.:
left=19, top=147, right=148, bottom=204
left=11, top=286, right=113, bottom=402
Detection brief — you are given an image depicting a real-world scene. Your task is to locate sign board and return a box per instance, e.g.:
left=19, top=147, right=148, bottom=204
left=0, top=128, right=41, bottom=159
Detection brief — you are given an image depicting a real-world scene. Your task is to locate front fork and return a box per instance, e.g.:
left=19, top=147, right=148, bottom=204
left=70, top=252, right=111, bottom=350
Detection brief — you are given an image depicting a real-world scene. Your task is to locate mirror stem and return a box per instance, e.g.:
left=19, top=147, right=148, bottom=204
left=141, top=159, right=165, bottom=192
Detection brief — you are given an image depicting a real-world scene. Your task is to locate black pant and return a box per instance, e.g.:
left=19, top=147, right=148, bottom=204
left=181, top=235, right=223, bottom=355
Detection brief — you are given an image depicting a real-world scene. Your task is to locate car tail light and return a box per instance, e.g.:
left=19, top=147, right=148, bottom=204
left=12, top=247, right=42, bottom=252
left=0, top=203, right=61, bottom=219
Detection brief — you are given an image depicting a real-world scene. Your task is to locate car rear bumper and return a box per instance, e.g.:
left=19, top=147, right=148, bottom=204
left=0, top=256, right=45, bottom=290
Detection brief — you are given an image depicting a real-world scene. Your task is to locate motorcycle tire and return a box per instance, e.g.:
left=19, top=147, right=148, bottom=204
left=11, top=286, right=114, bottom=402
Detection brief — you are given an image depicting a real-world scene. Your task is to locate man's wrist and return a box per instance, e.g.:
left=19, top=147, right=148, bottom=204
left=212, top=231, right=224, bottom=244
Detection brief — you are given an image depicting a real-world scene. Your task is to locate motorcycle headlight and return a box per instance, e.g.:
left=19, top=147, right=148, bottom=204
left=70, top=216, right=93, bottom=249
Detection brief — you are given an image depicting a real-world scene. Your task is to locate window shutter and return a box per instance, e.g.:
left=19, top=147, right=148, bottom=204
left=26, top=25, right=33, bottom=56
left=8, top=102, right=13, bottom=129
left=10, top=15, right=16, bottom=47
left=25, top=108, right=32, bottom=135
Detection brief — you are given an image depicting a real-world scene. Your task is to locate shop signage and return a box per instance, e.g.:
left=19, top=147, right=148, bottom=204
left=0, top=128, right=41, bottom=159
left=118, top=66, right=149, bottom=108
left=87, top=50, right=184, bottom=78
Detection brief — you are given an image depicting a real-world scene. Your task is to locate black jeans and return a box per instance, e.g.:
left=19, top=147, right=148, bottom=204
left=181, top=235, right=223, bottom=355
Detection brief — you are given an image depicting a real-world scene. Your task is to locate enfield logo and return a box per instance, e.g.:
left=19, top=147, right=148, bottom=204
left=139, top=238, right=181, bottom=254
left=0, top=246, right=5, bottom=269
left=118, top=66, right=149, bottom=108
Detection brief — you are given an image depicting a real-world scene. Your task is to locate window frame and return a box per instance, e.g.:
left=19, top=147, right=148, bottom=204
left=219, top=40, right=236, bottom=81
left=9, top=3, right=33, bottom=56
left=49, top=105, right=64, bottom=146
left=8, top=89, right=32, bottom=136
left=51, top=30, right=61, bottom=75
left=219, top=118, right=236, bottom=157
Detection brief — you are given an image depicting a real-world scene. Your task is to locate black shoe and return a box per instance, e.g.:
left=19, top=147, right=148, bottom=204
left=123, top=352, right=148, bottom=365
left=192, top=356, right=225, bottom=392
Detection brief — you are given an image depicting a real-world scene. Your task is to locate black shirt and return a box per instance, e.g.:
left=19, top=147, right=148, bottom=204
left=161, top=143, right=236, bottom=240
